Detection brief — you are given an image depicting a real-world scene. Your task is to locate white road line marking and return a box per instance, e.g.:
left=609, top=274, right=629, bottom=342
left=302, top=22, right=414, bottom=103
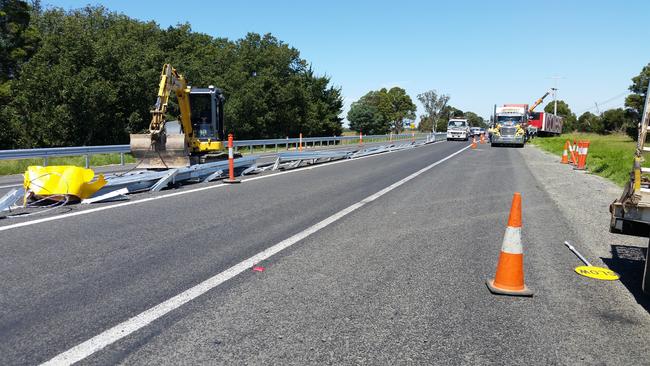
left=0, top=183, right=22, bottom=189
left=40, top=144, right=469, bottom=365
left=0, top=141, right=453, bottom=233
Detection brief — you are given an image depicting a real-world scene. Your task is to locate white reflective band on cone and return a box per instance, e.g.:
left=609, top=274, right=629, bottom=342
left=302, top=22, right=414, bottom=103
left=501, top=226, right=522, bottom=254
left=228, top=147, right=233, bottom=159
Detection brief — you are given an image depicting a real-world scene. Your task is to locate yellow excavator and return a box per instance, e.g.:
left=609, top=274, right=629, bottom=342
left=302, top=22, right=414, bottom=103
left=130, top=64, right=226, bottom=168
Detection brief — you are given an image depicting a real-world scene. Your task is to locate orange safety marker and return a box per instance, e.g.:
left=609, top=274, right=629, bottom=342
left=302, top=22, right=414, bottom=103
left=471, top=136, right=477, bottom=149
left=299, top=133, right=303, bottom=152
left=411, top=131, right=415, bottom=143
left=486, top=192, right=533, bottom=296
left=561, top=140, right=569, bottom=164
left=359, top=131, right=363, bottom=146
left=224, top=133, right=240, bottom=184
left=575, top=140, right=590, bottom=170
left=480, top=133, right=486, bottom=144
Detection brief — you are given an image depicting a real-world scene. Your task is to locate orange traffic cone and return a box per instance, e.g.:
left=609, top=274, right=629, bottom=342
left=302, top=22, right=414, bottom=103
left=561, top=140, right=569, bottom=164
left=480, top=133, right=486, bottom=144
left=471, top=136, right=477, bottom=149
left=486, top=192, right=533, bottom=297
left=575, top=140, right=590, bottom=170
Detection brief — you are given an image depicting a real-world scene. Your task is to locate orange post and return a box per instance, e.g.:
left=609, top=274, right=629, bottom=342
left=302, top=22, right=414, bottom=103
left=480, top=133, right=486, bottom=144
left=359, top=131, right=363, bottom=146
left=486, top=192, right=533, bottom=296
left=224, top=133, right=240, bottom=184
left=299, top=133, right=303, bottom=152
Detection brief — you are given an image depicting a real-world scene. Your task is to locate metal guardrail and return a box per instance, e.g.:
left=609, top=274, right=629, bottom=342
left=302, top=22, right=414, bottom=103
left=0, top=133, right=437, bottom=167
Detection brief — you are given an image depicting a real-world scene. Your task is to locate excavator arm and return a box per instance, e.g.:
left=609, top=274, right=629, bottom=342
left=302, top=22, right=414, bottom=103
left=149, top=64, right=192, bottom=138
left=130, top=64, right=193, bottom=168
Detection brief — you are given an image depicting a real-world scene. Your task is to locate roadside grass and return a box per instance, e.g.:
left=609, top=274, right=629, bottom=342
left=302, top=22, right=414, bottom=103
left=530, top=133, right=641, bottom=186
left=0, top=153, right=136, bottom=176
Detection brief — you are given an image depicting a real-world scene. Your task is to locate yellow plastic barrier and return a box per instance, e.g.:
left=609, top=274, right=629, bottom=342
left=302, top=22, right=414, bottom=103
left=24, top=166, right=106, bottom=200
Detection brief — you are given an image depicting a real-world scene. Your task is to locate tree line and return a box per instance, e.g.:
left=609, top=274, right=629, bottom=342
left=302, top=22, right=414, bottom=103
left=0, top=1, right=344, bottom=149
left=346, top=87, right=486, bottom=135
left=532, top=64, right=649, bottom=140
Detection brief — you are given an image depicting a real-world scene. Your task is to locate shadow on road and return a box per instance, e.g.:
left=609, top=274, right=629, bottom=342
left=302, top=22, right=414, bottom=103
left=602, top=244, right=649, bottom=313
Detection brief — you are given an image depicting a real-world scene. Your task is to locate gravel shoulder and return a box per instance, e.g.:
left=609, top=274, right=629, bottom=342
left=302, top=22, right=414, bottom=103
left=521, top=144, right=649, bottom=308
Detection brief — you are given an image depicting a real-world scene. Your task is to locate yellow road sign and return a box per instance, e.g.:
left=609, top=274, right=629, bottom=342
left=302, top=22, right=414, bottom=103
left=574, top=266, right=619, bottom=281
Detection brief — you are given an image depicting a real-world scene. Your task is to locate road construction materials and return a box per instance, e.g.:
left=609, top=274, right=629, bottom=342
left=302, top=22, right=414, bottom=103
left=486, top=192, right=533, bottom=296
left=24, top=166, right=106, bottom=201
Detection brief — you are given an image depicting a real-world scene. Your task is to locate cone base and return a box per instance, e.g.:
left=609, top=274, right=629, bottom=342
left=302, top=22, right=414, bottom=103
left=486, top=278, right=533, bottom=297
left=224, top=178, right=241, bottom=184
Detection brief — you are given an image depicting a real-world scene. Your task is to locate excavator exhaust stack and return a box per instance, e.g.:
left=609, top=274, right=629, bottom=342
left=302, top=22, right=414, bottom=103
left=130, top=132, right=190, bottom=169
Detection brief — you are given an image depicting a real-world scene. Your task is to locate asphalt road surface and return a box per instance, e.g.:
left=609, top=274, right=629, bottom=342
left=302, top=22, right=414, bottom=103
left=1, top=141, right=648, bottom=365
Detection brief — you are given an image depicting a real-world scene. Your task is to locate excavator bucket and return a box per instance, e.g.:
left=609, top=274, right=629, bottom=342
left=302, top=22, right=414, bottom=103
left=130, top=133, right=190, bottom=169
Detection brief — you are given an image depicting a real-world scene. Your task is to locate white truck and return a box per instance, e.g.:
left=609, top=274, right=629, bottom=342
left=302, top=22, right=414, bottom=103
left=446, top=119, right=470, bottom=141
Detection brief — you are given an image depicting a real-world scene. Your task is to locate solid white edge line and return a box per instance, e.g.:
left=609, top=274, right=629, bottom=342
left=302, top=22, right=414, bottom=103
left=1, top=141, right=454, bottom=233
left=41, top=144, right=470, bottom=365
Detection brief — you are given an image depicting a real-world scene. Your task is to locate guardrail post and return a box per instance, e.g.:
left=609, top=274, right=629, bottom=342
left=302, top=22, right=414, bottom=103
left=85, top=154, right=90, bottom=168
left=120, top=152, right=125, bottom=165
left=43, top=156, right=48, bottom=166
left=275, top=143, right=278, bottom=152
left=224, top=133, right=240, bottom=184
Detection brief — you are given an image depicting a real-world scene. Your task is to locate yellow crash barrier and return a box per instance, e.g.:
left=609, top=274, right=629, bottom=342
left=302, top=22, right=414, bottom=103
left=24, top=166, right=106, bottom=200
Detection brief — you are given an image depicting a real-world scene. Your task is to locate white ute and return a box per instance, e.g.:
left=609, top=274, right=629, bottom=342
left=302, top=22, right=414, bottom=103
left=446, top=119, right=470, bottom=141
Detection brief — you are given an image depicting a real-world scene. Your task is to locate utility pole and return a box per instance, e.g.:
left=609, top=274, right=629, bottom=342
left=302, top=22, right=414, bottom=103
left=549, top=75, right=565, bottom=116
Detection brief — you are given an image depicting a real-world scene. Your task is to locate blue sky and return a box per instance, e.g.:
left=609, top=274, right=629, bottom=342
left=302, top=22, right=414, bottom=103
left=46, top=0, right=650, bottom=122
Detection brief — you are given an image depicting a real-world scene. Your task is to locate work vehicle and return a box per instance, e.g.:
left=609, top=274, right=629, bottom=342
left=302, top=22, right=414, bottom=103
left=528, top=112, right=562, bottom=136
left=609, top=80, right=650, bottom=293
left=490, top=104, right=527, bottom=147
left=130, top=64, right=226, bottom=168
left=446, top=119, right=470, bottom=141
left=527, top=89, right=562, bottom=136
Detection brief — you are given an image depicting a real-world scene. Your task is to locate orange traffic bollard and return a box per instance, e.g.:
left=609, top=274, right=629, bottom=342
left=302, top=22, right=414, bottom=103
left=224, top=133, right=240, bottom=184
left=486, top=192, right=533, bottom=296
left=561, top=140, right=569, bottom=164
left=359, top=131, right=363, bottom=146
left=575, top=140, right=590, bottom=170
left=471, top=136, right=477, bottom=149
left=299, top=133, right=303, bottom=152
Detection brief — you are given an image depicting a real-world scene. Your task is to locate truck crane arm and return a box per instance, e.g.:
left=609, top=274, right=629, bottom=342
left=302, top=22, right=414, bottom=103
left=528, top=90, right=552, bottom=113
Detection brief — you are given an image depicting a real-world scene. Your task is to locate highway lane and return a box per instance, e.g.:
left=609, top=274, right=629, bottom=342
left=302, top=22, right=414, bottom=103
left=0, top=140, right=464, bottom=364
left=92, top=144, right=647, bottom=365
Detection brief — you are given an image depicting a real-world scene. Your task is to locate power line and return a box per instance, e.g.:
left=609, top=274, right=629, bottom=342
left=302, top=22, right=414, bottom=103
left=575, top=90, right=630, bottom=115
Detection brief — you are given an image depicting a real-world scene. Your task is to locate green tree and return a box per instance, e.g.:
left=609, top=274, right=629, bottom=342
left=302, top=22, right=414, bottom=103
left=624, top=63, right=649, bottom=140
left=544, top=100, right=577, bottom=133
left=464, top=111, right=485, bottom=127
left=576, top=112, right=603, bottom=133
left=0, top=0, right=40, bottom=148
left=601, top=108, right=632, bottom=132
left=347, top=101, right=387, bottom=134
left=417, top=89, right=449, bottom=133
left=1, top=6, right=343, bottom=148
